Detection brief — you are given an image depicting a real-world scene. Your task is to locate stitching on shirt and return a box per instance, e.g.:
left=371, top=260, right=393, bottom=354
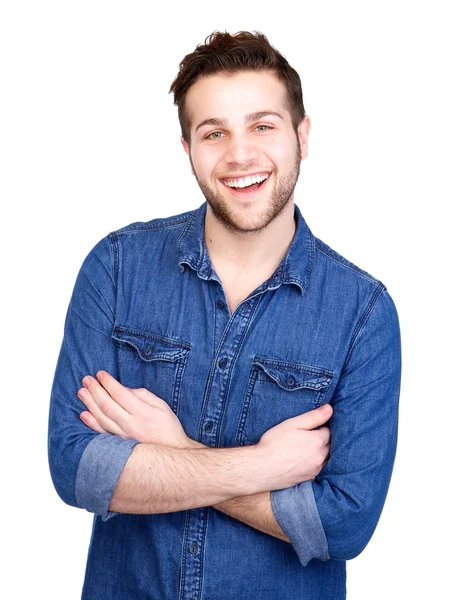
left=253, top=356, right=334, bottom=378
left=113, top=325, right=192, bottom=350
left=108, top=232, right=119, bottom=289
left=108, top=232, right=122, bottom=329
left=176, top=211, right=195, bottom=251
left=343, top=283, right=386, bottom=368
left=111, top=212, right=193, bottom=236
left=284, top=276, right=304, bottom=289
left=305, top=225, right=316, bottom=288
left=314, top=238, right=382, bottom=285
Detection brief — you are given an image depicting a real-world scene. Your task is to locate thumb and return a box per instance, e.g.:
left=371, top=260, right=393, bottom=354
left=293, top=404, right=333, bottom=430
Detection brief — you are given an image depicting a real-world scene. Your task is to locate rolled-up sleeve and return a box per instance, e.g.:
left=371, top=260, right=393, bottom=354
left=271, top=480, right=329, bottom=565
left=48, top=234, right=140, bottom=520
left=271, top=287, right=401, bottom=566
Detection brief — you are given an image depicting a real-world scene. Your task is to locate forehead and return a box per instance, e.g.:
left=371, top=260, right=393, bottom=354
left=186, top=70, right=289, bottom=128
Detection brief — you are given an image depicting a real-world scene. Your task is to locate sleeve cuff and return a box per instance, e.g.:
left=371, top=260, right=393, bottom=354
left=270, top=480, right=330, bottom=566
left=75, top=433, right=140, bottom=521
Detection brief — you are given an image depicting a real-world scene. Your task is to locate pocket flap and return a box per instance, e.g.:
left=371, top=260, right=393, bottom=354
left=253, top=356, right=333, bottom=391
left=113, top=326, right=191, bottom=362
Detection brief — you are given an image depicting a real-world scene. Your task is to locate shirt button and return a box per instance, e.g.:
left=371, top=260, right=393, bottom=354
left=189, top=542, right=198, bottom=554
left=144, top=344, right=152, bottom=356
left=205, top=422, right=213, bottom=432
left=287, top=377, right=295, bottom=386
left=217, top=299, right=225, bottom=309
left=218, top=358, right=227, bottom=369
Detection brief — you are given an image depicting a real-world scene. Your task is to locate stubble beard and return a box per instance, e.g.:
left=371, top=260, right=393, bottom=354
left=190, top=140, right=302, bottom=235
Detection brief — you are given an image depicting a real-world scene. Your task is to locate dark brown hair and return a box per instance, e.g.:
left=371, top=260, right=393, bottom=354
left=169, top=30, right=306, bottom=145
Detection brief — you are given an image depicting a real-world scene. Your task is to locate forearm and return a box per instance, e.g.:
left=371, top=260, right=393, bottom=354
left=213, top=491, right=290, bottom=543
left=109, top=442, right=267, bottom=514
left=188, top=440, right=289, bottom=543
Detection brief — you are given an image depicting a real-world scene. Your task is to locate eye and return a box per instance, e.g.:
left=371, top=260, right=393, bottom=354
left=205, top=131, right=224, bottom=140
left=255, top=125, right=273, bottom=132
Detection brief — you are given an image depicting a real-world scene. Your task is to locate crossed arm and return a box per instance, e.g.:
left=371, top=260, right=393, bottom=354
left=49, top=237, right=401, bottom=565
left=78, top=370, right=292, bottom=543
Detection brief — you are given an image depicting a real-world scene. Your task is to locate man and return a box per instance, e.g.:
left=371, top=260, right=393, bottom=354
left=48, top=31, right=401, bottom=599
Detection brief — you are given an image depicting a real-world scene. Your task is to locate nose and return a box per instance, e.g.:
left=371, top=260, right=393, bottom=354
left=223, top=132, right=259, bottom=167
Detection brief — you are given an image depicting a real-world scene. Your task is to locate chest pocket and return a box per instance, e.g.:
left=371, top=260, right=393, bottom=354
left=236, top=356, right=334, bottom=446
left=112, top=325, right=191, bottom=415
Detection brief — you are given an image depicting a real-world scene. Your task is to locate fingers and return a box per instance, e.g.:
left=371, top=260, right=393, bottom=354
left=80, top=411, right=108, bottom=434
left=93, top=371, right=139, bottom=414
left=78, top=381, right=125, bottom=436
left=291, top=404, right=333, bottom=431
left=316, top=425, right=331, bottom=445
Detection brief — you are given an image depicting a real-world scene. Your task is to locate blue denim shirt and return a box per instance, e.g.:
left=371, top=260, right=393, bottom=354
left=48, top=201, right=401, bottom=600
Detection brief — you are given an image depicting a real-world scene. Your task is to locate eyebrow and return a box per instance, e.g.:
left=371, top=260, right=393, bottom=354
left=195, top=111, right=284, bottom=134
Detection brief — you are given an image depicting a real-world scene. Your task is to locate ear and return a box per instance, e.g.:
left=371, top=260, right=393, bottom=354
left=298, top=115, right=311, bottom=161
left=181, top=137, right=195, bottom=175
left=181, top=136, right=190, bottom=156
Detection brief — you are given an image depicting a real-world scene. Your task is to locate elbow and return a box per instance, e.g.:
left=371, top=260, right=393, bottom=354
left=323, top=501, right=382, bottom=561
left=49, top=427, right=140, bottom=519
left=314, top=473, right=392, bottom=562
left=48, top=429, right=98, bottom=511
left=48, top=448, right=80, bottom=509
left=328, top=534, right=372, bottom=561
left=49, top=472, right=79, bottom=510
left=48, top=435, right=81, bottom=508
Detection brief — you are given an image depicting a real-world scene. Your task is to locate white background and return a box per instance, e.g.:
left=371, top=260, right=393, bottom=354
left=1, top=1, right=460, bottom=598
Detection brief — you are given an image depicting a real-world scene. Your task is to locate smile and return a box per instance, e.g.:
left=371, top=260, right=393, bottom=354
left=219, top=172, right=271, bottom=196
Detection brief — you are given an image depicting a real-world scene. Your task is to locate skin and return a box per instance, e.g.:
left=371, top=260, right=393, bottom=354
left=78, top=371, right=331, bottom=541
left=181, top=70, right=310, bottom=273
left=77, top=70, right=329, bottom=542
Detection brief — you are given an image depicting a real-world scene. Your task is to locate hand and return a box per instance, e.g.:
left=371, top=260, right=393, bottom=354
left=257, top=404, right=332, bottom=490
left=77, top=370, right=193, bottom=449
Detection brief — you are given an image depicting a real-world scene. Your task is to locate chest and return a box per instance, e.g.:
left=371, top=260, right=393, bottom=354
left=112, top=275, right=342, bottom=449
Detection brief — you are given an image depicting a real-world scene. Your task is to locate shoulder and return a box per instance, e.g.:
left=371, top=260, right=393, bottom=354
left=108, top=207, right=195, bottom=238
left=313, top=236, right=384, bottom=288
left=311, top=235, right=395, bottom=325
left=82, top=208, right=196, bottom=281
left=311, top=236, right=399, bottom=356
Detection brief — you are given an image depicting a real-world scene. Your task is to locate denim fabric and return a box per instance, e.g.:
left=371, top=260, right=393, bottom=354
left=48, top=201, right=401, bottom=600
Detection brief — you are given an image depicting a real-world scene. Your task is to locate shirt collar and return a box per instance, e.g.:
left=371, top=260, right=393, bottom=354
left=177, top=201, right=315, bottom=296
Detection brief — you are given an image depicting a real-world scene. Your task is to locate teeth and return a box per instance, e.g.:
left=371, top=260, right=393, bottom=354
left=223, top=173, right=269, bottom=188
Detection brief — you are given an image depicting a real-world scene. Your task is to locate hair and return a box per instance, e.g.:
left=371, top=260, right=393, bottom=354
left=169, top=31, right=306, bottom=145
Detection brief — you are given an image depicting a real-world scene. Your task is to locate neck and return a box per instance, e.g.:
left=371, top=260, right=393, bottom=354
left=204, top=200, right=297, bottom=274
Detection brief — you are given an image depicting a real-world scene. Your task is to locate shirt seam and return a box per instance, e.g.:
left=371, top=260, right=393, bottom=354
left=343, top=284, right=386, bottom=368
left=315, top=241, right=382, bottom=285
left=110, top=213, right=192, bottom=236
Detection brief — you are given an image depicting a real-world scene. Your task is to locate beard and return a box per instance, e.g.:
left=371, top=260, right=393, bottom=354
left=190, top=139, right=302, bottom=235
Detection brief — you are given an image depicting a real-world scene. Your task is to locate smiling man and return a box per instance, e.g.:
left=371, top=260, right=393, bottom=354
left=181, top=68, right=308, bottom=314
left=48, top=31, right=401, bottom=600
left=184, top=72, right=304, bottom=234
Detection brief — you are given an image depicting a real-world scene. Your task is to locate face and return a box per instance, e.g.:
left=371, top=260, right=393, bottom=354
left=181, top=70, right=310, bottom=234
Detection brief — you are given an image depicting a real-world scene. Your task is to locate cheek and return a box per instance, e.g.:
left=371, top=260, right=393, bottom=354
left=258, top=138, right=292, bottom=169
left=191, top=150, right=219, bottom=181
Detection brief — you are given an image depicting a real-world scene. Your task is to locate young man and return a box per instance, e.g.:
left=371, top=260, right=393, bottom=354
left=48, top=31, right=401, bottom=599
